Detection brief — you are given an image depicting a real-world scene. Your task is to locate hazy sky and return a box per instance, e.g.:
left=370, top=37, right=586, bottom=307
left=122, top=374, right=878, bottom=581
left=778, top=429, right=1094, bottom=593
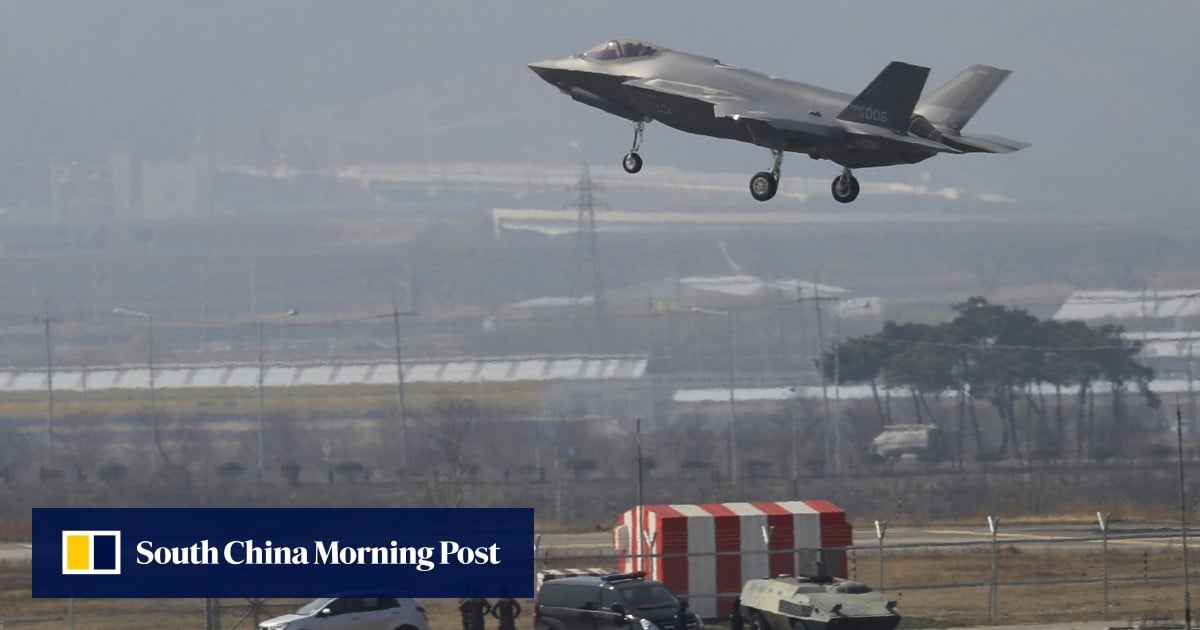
left=1, top=1, right=1197, bottom=219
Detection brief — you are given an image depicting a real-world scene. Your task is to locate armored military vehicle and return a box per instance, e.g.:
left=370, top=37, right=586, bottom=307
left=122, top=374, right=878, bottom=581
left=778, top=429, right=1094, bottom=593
left=738, top=573, right=899, bottom=630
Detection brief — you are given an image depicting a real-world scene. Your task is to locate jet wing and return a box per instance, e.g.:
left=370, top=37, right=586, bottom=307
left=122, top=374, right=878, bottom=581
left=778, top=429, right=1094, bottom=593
left=716, top=102, right=959, bottom=154
left=839, top=121, right=962, bottom=153
left=622, top=77, right=754, bottom=127
left=936, top=128, right=1030, bottom=154
left=713, top=101, right=843, bottom=139
left=622, top=77, right=741, bottom=104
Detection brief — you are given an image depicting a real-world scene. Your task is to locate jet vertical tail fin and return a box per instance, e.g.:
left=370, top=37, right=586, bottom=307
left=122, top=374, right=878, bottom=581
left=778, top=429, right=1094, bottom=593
left=837, top=61, right=929, bottom=131
left=915, top=64, right=1011, bottom=131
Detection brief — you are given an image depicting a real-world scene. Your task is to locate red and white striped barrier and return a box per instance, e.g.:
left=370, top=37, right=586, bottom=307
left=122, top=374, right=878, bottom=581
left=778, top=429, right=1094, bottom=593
left=612, top=501, right=852, bottom=619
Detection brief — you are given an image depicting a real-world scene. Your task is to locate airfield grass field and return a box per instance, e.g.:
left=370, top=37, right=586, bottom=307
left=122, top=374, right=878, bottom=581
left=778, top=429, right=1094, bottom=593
left=1, top=536, right=1194, bottom=629
left=0, top=381, right=547, bottom=426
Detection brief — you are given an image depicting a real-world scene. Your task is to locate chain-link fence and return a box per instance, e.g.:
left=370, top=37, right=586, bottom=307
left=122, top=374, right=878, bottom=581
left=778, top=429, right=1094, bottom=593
left=2, top=524, right=1196, bottom=628
left=534, top=524, right=1197, bottom=628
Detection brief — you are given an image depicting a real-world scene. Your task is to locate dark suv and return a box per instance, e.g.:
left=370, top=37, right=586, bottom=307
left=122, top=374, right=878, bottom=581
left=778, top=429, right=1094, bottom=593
left=535, top=571, right=704, bottom=630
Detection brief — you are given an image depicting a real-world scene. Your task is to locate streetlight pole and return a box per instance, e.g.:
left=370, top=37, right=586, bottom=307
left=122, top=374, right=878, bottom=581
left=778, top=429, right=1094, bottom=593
left=987, top=515, right=999, bottom=625
left=691, top=307, right=737, bottom=488
left=258, top=309, right=297, bottom=482
left=258, top=321, right=265, bottom=482
left=1098, top=510, right=1111, bottom=621
left=377, top=304, right=415, bottom=470
left=113, top=307, right=157, bottom=470
left=874, top=519, right=888, bottom=591
left=1178, top=402, right=1192, bottom=629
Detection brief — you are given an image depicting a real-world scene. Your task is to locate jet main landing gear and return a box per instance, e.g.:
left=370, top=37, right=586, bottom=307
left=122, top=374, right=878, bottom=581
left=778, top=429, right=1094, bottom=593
left=831, top=167, right=860, bottom=203
left=749, top=149, right=784, bottom=202
left=623, top=120, right=645, bottom=174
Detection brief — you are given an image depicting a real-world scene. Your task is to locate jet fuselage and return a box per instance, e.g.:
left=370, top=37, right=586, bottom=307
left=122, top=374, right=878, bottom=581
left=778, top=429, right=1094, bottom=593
left=530, top=48, right=932, bottom=168
left=530, top=39, right=1026, bottom=202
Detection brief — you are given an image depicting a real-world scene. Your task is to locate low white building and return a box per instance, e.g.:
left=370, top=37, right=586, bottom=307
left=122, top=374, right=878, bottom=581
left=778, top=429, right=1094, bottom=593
left=1053, top=289, right=1200, bottom=328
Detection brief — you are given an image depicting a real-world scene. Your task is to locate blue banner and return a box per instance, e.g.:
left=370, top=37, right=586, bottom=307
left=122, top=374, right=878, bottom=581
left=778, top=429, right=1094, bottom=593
left=34, top=508, right=534, bottom=598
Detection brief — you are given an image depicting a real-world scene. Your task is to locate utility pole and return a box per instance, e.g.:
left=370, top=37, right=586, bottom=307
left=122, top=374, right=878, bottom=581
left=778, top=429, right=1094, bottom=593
left=833, top=308, right=842, bottom=473
left=257, top=309, right=297, bottom=482
left=113, top=308, right=158, bottom=470
left=378, top=303, right=415, bottom=470
left=78, top=302, right=89, bottom=418
left=1189, top=338, right=1195, bottom=438
left=636, top=417, right=645, bottom=570
left=35, top=308, right=62, bottom=463
left=45, top=313, right=53, bottom=458
left=814, top=284, right=832, bottom=474
left=798, top=283, right=840, bottom=474
left=789, top=389, right=799, bottom=496
left=691, top=308, right=737, bottom=488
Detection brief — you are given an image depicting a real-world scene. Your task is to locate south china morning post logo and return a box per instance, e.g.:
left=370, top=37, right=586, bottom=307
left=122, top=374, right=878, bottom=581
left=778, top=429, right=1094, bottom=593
left=61, top=530, right=121, bottom=575
left=35, top=507, right=534, bottom=598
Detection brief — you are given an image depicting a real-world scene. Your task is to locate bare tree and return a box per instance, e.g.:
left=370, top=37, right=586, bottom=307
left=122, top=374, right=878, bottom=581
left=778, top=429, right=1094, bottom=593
left=54, top=410, right=110, bottom=482
left=262, top=407, right=314, bottom=479
left=133, top=409, right=215, bottom=489
left=0, top=424, right=29, bottom=483
left=424, top=396, right=482, bottom=507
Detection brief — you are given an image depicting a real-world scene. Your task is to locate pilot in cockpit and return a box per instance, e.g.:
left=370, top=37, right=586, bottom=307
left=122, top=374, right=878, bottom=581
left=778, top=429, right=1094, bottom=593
left=583, top=40, right=656, bottom=61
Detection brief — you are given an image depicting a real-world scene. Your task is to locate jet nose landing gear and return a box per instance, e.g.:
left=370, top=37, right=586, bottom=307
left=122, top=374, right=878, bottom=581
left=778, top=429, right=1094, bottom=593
left=749, top=149, right=784, bottom=202
left=622, top=120, right=645, bottom=174
left=622, top=151, right=643, bottom=174
left=831, top=168, right=860, bottom=203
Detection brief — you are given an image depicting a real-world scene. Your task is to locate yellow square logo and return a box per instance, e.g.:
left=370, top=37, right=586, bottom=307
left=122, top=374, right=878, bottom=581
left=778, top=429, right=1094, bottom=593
left=61, top=531, right=121, bottom=575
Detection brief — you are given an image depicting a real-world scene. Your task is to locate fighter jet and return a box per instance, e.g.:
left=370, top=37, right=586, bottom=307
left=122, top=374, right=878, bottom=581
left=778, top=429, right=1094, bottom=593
left=529, top=39, right=1028, bottom=203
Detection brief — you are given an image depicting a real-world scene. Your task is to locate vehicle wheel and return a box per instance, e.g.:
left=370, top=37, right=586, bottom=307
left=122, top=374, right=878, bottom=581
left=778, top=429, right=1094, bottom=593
left=750, top=610, right=771, bottom=630
left=749, top=171, right=778, bottom=201
left=623, top=152, right=643, bottom=174
left=831, top=174, right=860, bottom=203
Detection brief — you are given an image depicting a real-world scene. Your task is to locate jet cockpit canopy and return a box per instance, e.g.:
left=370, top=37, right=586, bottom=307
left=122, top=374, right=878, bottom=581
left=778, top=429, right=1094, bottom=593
left=581, top=39, right=659, bottom=61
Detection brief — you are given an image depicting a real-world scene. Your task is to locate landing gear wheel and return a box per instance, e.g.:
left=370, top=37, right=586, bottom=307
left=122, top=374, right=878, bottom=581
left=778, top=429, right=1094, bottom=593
left=831, top=173, right=860, bottom=203
left=623, top=120, right=646, bottom=174
left=750, top=171, right=778, bottom=201
left=623, top=152, right=643, bottom=174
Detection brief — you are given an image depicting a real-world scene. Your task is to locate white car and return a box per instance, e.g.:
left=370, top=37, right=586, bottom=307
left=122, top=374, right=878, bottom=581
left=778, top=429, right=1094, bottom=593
left=259, top=596, right=431, bottom=630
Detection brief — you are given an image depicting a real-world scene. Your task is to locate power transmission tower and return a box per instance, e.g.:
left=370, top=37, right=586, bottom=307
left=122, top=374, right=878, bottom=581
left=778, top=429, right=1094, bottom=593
left=568, top=165, right=608, bottom=351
